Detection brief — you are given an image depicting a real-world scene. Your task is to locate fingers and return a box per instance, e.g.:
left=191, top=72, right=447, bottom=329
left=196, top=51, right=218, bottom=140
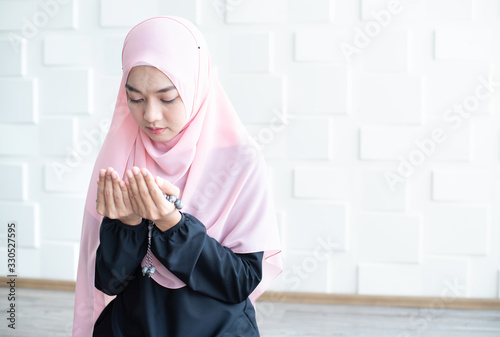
left=119, top=179, right=134, bottom=211
left=95, top=167, right=145, bottom=222
left=126, top=167, right=147, bottom=216
left=104, top=168, right=117, bottom=216
left=125, top=169, right=141, bottom=215
left=111, top=170, right=126, bottom=211
left=125, top=167, right=177, bottom=220
left=141, top=168, right=166, bottom=208
left=155, top=176, right=180, bottom=199
left=96, top=169, right=106, bottom=216
left=100, top=167, right=127, bottom=219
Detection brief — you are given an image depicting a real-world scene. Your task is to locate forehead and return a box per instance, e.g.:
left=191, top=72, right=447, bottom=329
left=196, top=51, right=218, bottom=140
left=126, top=65, right=174, bottom=87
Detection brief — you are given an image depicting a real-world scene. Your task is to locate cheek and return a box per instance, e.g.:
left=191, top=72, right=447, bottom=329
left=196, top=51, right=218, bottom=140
left=128, top=104, right=143, bottom=122
left=175, top=102, right=187, bottom=125
left=166, top=104, right=187, bottom=128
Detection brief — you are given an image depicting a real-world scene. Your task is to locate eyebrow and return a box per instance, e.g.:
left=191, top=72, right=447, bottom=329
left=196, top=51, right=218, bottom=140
left=125, top=83, right=176, bottom=94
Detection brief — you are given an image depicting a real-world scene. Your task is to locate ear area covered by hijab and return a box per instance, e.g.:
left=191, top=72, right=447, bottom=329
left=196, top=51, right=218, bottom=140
left=72, top=16, right=282, bottom=337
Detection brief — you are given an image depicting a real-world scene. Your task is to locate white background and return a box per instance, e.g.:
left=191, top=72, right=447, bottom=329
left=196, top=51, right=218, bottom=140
left=0, top=0, right=499, bottom=299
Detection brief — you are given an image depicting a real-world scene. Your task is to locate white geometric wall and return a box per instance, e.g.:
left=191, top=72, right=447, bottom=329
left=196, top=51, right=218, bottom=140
left=0, top=0, right=499, bottom=299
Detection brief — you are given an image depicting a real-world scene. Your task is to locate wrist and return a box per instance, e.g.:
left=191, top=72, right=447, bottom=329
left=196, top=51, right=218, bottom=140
left=119, top=215, right=143, bottom=226
left=155, top=211, right=182, bottom=232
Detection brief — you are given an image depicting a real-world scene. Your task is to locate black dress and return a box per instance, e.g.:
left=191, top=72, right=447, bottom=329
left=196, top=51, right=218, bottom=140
left=93, top=212, right=263, bottom=337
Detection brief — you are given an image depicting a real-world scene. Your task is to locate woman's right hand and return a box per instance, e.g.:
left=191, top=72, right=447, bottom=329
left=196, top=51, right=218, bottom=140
left=96, top=167, right=143, bottom=226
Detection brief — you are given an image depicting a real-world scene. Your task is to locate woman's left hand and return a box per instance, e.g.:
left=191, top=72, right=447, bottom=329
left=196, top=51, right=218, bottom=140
left=125, top=166, right=182, bottom=232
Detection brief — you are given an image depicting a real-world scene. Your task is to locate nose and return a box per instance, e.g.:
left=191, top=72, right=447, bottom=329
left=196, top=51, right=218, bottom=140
left=143, top=101, right=162, bottom=123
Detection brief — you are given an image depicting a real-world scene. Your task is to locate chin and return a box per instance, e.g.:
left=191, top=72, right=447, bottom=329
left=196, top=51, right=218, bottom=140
left=148, top=132, right=174, bottom=142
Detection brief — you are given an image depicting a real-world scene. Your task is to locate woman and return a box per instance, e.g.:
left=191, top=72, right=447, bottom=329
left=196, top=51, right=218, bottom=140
left=72, top=16, right=282, bottom=337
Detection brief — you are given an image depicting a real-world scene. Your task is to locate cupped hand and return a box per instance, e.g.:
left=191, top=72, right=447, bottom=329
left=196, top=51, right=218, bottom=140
left=96, top=167, right=142, bottom=226
left=125, top=166, right=182, bottom=232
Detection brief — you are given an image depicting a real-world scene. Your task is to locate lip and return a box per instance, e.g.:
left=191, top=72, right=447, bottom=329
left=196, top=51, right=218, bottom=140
left=146, top=127, right=166, bottom=135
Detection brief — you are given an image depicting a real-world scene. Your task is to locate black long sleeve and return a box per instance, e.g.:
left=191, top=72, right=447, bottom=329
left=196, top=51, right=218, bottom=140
left=93, top=213, right=263, bottom=337
left=94, top=213, right=263, bottom=302
left=94, top=217, right=148, bottom=295
left=151, top=212, right=263, bottom=304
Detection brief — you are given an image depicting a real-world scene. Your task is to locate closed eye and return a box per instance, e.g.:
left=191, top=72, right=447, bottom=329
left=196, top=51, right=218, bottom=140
left=129, top=98, right=143, bottom=104
left=162, top=97, right=177, bottom=104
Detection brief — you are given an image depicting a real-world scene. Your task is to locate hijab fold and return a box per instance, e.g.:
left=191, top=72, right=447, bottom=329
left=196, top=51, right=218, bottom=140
left=72, top=16, right=282, bottom=337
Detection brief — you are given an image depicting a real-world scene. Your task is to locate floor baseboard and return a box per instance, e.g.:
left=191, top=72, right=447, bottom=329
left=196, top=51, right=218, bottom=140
left=2, top=277, right=499, bottom=310
left=1, top=276, right=76, bottom=292
left=258, top=291, right=500, bottom=310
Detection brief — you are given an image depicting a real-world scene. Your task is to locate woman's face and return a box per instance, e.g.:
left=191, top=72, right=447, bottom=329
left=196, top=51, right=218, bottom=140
left=126, top=66, right=186, bottom=142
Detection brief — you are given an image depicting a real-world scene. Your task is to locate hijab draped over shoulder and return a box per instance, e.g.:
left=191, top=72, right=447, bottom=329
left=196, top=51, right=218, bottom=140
left=72, top=16, right=282, bottom=337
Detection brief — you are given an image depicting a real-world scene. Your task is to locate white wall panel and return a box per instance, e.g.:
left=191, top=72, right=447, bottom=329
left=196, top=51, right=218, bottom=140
left=0, top=0, right=497, bottom=299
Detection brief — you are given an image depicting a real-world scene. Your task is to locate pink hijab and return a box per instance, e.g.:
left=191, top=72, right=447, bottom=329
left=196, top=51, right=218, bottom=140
left=72, top=16, right=282, bottom=337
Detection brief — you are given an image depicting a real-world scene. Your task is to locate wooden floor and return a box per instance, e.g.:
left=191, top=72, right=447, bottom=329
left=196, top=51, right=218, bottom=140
left=0, top=288, right=499, bottom=337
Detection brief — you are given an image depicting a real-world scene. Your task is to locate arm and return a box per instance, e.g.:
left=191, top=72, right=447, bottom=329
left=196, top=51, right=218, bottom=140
left=94, top=217, right=148, bottom=295
left=151, top=212, right=263, bottom=304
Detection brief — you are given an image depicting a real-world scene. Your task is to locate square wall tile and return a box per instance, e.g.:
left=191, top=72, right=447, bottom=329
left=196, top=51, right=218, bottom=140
left=0, top=163, right=27, bottom=201
left=362, top=30, right=409, bottom=72
left=103, top=36, right=126, bottom=75
left=362, top=169, right=407, bottom=211
left=229, top=33, right=271, bottom=73
left=273, top=251, right=331, bottom=293
left=435, top=29, right=493, bottom=61
left=39, top=195, right=84, bottom=241
left=287, top=201, right=347, bottom=251
left=294, top=167, right=351, bottom=199
left=294, top=30, right=342, bottom=62
left=425, top=62, right=491, bottom=117
left=0, top=78, right=37, bottom=123
left=41, top=242, right=79, bottom=280
left=359, top=126, right=421, bottom=161
left=39, top=117, right=76, bottom=156
left=288, top=0, right=332, bottom=22
left=39, top=68, right=92, bottom=115
left=425, top=205, right=488, bottom=256
left=0, top=38, right=26, bottom=76
left=357, top=212, right=420, bottom=263
left=288, top=65, right=348, bottom=114
left=432, top=169, right=491, bottom=202
left=0, top=1, right=37, bottom=31
left=44, top=0, right=78, bottom=30
left=221, top=75, right=283, bottom=124
left=287, top=118, right=332, bottom=160
left=359, top=74, right=422, bottom=124
left=100, top=0, right=158, bottom=27
left=422, top=257, right=469, bottom=297
left=225, top=0, right=287, bottom=24
left=17, top=248, right=41, bottom=278
left=426, top=0, right=475, bottom=20
left=44, top=162, right=93, bottom=193
left=0, top=202, right=39, bottom=248
left=358, top=263, right=422, bottom=296
left=44, top=36, right=92, bottom=65
left=0, top=125, right=38, bottom=156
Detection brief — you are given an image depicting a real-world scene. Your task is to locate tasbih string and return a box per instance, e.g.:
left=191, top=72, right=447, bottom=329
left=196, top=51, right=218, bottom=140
left=142, top=194, right=183, bottom=277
